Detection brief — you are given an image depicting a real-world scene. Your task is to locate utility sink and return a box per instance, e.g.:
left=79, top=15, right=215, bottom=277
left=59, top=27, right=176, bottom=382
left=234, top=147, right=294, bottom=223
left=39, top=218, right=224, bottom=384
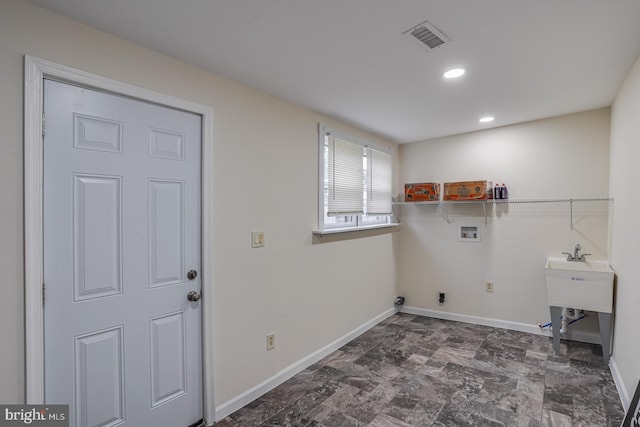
left=545, top=257, right=614, bottom=313
left=545, top=256, right=615, bottom=364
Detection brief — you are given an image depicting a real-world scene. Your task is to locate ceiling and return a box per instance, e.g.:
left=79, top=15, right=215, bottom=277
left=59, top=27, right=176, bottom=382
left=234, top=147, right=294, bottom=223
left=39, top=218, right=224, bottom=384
left=26, top=0, right=640, bottom=143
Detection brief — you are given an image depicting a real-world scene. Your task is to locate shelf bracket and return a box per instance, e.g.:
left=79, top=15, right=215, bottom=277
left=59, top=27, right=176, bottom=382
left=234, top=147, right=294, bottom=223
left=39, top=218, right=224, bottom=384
left=442, top=204, right=451, bottom=223
left=391, top=203, right=400, bottom=224
left=569, top=198, right=574, bottom=231
left=483, top=201, right=487, bottom=226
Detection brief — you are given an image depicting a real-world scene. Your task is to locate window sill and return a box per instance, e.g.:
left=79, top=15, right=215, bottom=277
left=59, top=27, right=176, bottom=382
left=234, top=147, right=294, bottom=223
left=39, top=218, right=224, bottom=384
left=312, top=223, right=400, bottom=236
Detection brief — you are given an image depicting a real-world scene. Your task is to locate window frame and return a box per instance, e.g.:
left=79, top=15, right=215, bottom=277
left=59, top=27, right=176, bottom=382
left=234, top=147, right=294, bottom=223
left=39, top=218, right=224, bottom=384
left=317, top=123, right=394, bottom=233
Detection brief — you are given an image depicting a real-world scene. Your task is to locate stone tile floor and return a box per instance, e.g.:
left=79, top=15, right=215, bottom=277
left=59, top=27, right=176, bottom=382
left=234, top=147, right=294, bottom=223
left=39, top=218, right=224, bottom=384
left=216, top=313, right=624, bottom=426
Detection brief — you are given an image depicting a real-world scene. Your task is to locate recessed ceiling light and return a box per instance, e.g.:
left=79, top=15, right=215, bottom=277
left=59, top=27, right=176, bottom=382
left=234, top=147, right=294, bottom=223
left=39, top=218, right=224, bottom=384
left=479, top=116, right=495, bottom=123
left=443, top=68, right=465, bottom=79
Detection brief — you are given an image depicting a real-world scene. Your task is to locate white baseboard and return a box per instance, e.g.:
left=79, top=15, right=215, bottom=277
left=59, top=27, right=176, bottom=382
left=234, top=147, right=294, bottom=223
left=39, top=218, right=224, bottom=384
left=214, top=307, right=397, bottom=421
left=609, top=356, right=630, bottom=411
left=399, top=306, right=601, bottom=344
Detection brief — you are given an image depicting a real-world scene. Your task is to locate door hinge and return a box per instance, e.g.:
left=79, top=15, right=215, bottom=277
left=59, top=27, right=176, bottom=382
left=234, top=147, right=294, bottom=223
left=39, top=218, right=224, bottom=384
left=42, top=282, right=46, bottom=305
left=42, top=112, right=46, bottom=137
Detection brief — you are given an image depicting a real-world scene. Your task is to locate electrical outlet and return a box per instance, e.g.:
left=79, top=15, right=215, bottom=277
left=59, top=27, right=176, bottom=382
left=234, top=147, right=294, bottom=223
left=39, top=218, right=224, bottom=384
left=486, top=281, right=494, bottom=293
left=266, top=333, right=275, bottom=351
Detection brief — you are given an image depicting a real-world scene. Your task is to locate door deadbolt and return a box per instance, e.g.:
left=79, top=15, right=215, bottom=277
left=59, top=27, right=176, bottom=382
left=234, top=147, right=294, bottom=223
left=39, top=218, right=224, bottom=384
left=187, top=269, right=198, bottom=280
left=187, top=291, right=201, bottom=302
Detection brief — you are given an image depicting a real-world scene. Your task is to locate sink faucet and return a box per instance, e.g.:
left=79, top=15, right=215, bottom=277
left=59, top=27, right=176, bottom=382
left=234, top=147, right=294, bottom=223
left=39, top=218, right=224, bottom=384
left=573, top=243, right=581, bottom=260
left=562, top=244, right=591, bottom=262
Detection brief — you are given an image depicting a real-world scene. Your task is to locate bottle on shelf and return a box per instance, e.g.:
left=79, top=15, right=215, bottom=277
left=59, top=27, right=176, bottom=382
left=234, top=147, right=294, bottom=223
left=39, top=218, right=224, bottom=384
left=494, top=183, right=501, bottom=200
left=501, top=183, right=508, bottom=200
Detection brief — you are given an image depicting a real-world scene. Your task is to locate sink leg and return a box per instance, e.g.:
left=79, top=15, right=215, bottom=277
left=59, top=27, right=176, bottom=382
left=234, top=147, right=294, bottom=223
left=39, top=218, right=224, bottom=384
left=550, top=306, right=562, bottom=356
left=598, top=312, right=612, bottom=365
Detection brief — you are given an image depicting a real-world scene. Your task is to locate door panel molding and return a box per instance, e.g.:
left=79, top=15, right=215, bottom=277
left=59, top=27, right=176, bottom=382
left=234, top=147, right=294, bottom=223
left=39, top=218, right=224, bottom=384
left=24, top=55, right=216, bottom=424
left=72, top=173, right=123, bottom=301
left=74, top=326, right=125, bottom=426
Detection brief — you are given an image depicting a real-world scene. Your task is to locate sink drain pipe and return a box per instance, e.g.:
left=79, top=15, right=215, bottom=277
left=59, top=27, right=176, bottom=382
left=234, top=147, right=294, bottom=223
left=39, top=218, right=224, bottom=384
left=538, top=309, right=586, bottom=332
left=560, top=308, right=583, bottom=333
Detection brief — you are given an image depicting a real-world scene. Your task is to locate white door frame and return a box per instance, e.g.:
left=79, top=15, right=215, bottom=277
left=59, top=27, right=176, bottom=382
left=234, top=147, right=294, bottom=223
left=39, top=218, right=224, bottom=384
left=24, top=55, right=217, bottom=425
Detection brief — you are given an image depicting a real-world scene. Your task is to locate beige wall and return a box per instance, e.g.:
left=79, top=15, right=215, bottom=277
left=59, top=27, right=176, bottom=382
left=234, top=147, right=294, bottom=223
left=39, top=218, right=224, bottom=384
left=0, top=0, right=398, bottom=405
left=610, top=54, right=640, bottom=401
left=397, top=109, right=611, bottom=331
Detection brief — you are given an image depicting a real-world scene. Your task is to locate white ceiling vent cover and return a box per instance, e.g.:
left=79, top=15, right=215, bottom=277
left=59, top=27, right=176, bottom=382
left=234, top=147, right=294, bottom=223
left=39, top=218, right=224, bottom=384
left=404, top=20, right=450, bottom=51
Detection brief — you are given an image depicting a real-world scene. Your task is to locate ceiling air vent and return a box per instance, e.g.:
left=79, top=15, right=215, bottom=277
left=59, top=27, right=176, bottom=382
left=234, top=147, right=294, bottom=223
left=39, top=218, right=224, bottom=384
left=404, top=20, right=450, bottom=51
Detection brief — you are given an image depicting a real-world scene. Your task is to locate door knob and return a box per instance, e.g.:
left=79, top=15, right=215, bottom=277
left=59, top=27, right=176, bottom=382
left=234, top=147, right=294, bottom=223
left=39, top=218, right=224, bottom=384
left=187, top=269, right=198, bottom=280
left=187, top=291, right=201, bottom=302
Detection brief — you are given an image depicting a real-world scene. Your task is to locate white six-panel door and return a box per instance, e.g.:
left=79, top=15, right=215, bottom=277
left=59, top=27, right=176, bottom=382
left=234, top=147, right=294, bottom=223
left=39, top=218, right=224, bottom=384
left=43, top=79, right=202, bottom=427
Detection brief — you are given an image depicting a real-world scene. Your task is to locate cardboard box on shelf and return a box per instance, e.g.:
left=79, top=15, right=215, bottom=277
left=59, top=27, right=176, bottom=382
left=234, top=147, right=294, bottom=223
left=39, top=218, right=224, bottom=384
left=404, top=183, right=440, bottom=202
left=443, top=181, right=493, bottom=201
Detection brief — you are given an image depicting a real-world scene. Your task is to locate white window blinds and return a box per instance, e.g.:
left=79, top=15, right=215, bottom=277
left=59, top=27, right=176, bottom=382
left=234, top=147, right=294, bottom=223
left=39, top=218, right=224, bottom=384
left=367, top=147, right=392, bottom=215
left=327, top=135, right=364, bottom=216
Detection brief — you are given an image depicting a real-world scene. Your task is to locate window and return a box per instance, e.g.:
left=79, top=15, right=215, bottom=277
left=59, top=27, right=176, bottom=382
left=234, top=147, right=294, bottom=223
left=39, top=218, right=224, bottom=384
left=317, top=123, right=393, bottom=232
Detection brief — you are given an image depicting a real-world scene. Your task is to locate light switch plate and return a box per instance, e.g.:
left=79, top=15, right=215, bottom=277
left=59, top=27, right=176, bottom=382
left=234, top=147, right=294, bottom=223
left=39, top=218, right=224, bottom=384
left=251, top=231, right=265, bottom=248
